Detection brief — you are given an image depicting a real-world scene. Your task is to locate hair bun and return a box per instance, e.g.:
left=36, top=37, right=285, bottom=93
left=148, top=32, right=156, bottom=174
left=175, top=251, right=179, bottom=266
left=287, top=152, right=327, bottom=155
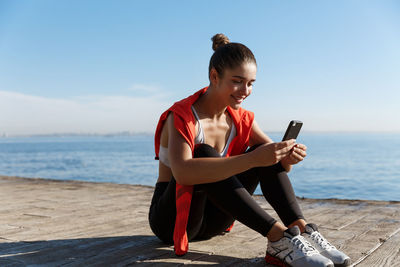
left=211, top=33, right=230, bottom=51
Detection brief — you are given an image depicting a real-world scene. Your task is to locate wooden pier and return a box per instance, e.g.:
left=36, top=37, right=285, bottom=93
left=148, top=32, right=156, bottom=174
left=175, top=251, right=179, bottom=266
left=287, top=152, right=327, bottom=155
left=0, top=175, right=399, bottom=266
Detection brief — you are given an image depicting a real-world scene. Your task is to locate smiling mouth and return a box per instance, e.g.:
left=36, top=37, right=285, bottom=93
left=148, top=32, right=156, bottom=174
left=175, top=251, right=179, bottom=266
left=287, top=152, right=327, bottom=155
left=232, top=95, right=245, bottom=103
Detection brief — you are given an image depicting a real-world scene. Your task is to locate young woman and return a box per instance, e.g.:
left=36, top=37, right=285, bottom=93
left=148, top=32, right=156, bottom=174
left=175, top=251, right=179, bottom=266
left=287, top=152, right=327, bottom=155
left=149, top=34, right=350, bottom=267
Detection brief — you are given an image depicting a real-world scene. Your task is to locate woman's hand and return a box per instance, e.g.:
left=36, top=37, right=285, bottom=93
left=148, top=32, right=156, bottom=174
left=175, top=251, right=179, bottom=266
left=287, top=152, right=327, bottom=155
left=250, top=139, right=297, bottom=167
left=281, top=143, right=307, bottom=166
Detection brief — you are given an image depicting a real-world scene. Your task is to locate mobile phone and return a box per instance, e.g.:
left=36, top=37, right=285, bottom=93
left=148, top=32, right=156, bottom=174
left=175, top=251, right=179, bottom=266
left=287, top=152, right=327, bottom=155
left=282, top=120, right=303, bottom=141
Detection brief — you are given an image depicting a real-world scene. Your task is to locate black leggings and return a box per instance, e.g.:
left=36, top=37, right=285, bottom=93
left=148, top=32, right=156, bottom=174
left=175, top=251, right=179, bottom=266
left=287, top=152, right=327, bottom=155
left=148, top=144, right=304, bottom=244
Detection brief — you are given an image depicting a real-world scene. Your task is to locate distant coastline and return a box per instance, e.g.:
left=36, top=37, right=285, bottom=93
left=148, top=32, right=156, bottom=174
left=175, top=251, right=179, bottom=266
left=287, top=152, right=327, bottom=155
left=0, top=131, right=154, bottom=138
left=1, top=130, right=399, bottom=138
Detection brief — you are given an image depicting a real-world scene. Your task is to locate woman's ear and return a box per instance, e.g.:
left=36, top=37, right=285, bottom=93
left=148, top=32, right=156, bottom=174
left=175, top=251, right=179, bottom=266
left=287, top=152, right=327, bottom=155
left=209, top=68, right=220, bottom=86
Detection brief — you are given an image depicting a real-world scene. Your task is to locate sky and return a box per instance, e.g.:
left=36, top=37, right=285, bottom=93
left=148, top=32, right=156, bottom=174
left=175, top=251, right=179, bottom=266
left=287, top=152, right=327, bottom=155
left=0, top=0, right=399, bottom=136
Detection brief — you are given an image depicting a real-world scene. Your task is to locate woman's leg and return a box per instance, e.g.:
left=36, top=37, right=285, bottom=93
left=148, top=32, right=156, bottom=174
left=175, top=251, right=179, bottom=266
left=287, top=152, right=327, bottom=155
left=256, top=164, right=305, bottom=227
left=236, top=144, right=305, bottom=232
left=149, top=144, right=304, bottom=243
left=148, top=180, right=176, bottom=244
left=191, top=144, right=277, bottom=240
left=148, top=177, right=211, bottom=243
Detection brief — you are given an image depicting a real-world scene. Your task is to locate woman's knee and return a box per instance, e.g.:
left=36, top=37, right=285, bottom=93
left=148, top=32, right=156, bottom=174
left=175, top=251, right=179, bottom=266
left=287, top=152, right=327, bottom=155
left=193, top=143, right=220, bottom=158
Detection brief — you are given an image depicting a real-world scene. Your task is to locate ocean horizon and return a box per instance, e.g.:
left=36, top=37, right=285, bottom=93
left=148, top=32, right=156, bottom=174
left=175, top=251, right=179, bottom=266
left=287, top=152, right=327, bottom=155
left=2, top=130, right=400, bottom=138
left=0, top=132, right=399, bottom=201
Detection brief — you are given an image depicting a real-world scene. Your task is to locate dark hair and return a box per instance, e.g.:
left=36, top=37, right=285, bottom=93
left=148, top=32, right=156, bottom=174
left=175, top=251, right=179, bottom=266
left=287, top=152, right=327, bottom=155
left=209, top=33, right=257, bottom=78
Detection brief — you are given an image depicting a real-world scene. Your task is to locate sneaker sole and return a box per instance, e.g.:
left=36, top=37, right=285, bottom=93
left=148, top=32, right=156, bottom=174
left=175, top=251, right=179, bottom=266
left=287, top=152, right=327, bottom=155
left=334, top=258, right=351, bottom=267
left=265, top=253, right=289, bottom=267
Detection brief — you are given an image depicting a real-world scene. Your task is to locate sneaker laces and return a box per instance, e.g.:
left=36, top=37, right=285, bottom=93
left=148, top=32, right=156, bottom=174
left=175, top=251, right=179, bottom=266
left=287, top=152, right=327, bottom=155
left=310, top=231, right=336, bottom=251
left=290, top=235, right=319, bottom=256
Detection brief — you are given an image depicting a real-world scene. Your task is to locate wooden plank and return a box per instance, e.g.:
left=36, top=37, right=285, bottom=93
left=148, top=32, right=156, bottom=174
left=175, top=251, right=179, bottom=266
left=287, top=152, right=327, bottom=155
left=354, top=227, right=400, bottom=267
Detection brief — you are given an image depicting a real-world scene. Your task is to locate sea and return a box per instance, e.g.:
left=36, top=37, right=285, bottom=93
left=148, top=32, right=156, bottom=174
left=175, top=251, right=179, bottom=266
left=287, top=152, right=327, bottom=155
left=0, top=133, right=399, bottom=201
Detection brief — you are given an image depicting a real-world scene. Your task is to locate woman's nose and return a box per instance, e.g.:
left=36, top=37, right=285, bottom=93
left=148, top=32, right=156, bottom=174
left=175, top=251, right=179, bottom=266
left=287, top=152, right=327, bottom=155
left=242, top=84, right=251, bottom=95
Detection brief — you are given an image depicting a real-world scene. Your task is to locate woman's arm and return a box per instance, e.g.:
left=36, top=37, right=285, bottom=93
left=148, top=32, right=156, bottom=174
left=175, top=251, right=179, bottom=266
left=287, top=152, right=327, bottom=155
left=167, top=114, right=295, bottom=185
left=249, top=120, right=292, bottom=172
left=249, top=120, right=273, bottom=146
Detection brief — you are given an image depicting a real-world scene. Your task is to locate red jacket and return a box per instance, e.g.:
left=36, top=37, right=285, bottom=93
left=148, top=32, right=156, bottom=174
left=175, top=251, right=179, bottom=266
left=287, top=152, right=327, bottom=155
left=154, top=87, right=254, bottom=255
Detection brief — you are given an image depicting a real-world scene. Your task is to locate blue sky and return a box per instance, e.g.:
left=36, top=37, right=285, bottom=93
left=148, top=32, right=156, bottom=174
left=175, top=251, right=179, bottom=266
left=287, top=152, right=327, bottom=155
left=1, top=0, right=399, bottom=135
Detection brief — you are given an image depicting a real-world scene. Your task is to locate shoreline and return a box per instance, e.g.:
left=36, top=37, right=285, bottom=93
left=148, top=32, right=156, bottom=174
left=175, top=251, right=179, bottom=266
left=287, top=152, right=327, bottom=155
left=2, top=174, right=399, bottom=204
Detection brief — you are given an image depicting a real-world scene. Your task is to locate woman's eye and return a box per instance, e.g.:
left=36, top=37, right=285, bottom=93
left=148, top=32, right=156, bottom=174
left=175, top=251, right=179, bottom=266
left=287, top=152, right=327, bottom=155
left=233, top=80, right=242, bottom=84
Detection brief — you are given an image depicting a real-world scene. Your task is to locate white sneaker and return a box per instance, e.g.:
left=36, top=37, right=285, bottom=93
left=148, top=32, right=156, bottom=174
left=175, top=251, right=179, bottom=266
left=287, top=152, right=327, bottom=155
left=266, top=226, right=334, bottom=267
left=302, top=223, right=351, bottom=267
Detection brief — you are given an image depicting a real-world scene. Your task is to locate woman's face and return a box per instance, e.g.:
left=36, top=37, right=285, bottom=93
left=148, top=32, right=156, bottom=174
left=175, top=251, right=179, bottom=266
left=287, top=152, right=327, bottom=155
left=216, top=62, right=257, bottom=110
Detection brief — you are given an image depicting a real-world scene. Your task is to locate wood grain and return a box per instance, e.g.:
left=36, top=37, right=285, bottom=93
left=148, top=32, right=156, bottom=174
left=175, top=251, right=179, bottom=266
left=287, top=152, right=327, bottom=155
left=0, top=175, right=399, bottom=266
